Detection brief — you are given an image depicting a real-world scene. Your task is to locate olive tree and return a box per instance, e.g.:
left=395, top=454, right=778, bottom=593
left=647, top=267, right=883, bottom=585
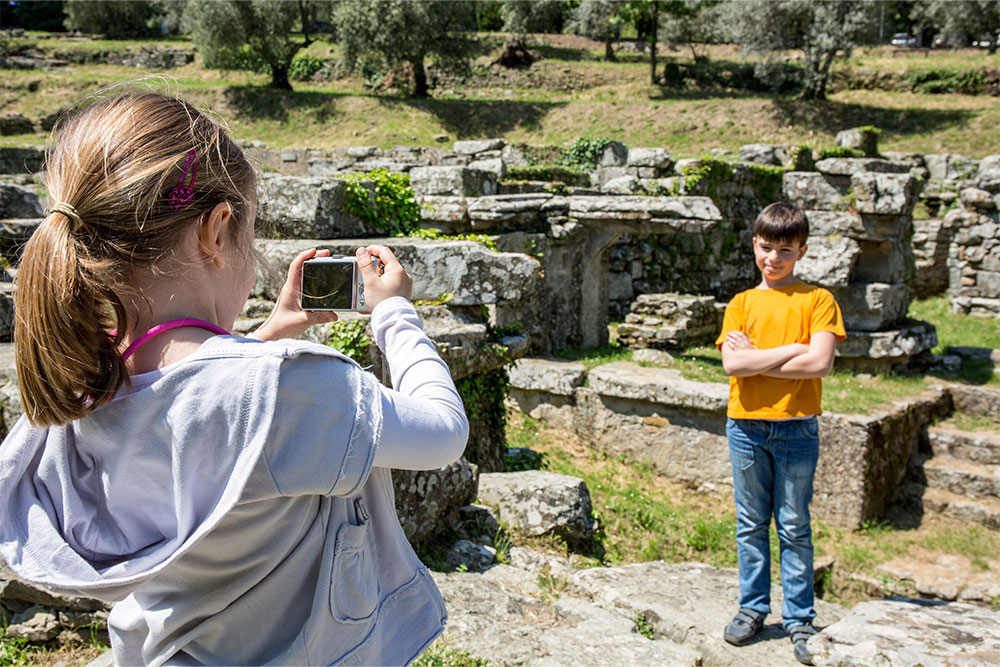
left=64, top=0, right=160, bottom=38
left=568, top=0, right=627, bottom=61
left=184, top=0, right=325, bottom=90
left=913, top=0, right=1000, bottom=53
left=721, top=0, right=876, bottom=99
left=333, top=0, right=476, bottom=98
left=500, top=0, right=570, bottom=35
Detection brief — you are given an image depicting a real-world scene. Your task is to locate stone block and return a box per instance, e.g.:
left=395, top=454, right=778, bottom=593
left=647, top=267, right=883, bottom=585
left=851, top=172, right=918, bottom=217
left=809, top=598, right=1000, bottom=667
left=0, top=147, right=45, bottom=174
left=959, top=187, right=997, bottom=211
left=836, top=321, right=938, bottom=362
left=587, top=362, right=727, bottom=412
left=589, top=166, right=631, bottom=188
left=409, top=166, right=498, bottom=197
left=468, top=157, right=507, bottom=180
left=419, top=196, right=469, bottom=231
left=835, top=126, right=880, bottom=157
left=0, top=113, right=34, bottom=135
left=393, top=459, right=478, bottom=543
left=305, top=156, right=356, bottom=176
left=253, top=238, right=539, bottom=307
left=568, top=196, right=721, bottom=234
left=806, top=210, right=910, bottom=241
left=0, top=183, right=43, bottom=219
left=739, top=143, right=784, bottom=166
left=509, top=358, right=586, bottom=396
left=466, top=193, right=550, bottom=229
left=477, top=470, right=596, bottom=542
left=446, top=539, right=496, bottom=572
left=978, top=154, right=1000, bottom=192
left=626, top=147, right=672, bottom=171
left=831, top=282, right=909, bottom=331
left=599, top=141, right=628, bottom=167
left=256, top=175, right=375, bottom=239
left=854, top=239, right=912, bottom=284
left=601, top=175, right=641, bottom=194
left=795, top=235, right=860, bottom=287
left=815, top=157, right=910, bottom=176
left=453, top=139, right=505, bottom=155
left=924, top=153, right=978, bottom=181
left=815, top=389, right=950, bottom=524
left=782, top=172, right=845, bottom=210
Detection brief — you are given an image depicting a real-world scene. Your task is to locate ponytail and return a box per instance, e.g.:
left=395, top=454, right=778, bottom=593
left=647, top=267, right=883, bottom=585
left=15, top=212, right=128, bottom=426
left=13, top=92, right=254, bottom=427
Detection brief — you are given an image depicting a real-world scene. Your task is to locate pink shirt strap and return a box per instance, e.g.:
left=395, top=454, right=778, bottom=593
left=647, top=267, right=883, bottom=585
left=121, top=318, right=230, bottom=361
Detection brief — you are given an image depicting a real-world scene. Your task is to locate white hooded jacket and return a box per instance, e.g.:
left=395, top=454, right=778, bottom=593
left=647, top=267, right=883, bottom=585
left=0, top=298, right=468, bottom=666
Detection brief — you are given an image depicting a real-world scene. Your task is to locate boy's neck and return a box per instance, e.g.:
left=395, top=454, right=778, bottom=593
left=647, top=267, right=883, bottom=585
left=757, top=274, right=801, bottom=290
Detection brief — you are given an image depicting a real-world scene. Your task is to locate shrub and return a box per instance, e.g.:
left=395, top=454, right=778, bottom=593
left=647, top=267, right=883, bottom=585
left=341, top=169, right=422, bottom=236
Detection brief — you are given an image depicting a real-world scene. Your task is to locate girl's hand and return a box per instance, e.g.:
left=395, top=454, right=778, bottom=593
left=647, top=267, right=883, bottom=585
left=356, top=245, right=412, bottom=311
left=251, top=248, right=338, bottom=342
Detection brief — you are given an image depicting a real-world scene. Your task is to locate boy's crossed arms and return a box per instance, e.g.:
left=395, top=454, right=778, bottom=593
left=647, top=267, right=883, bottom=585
left=721, top=330, right=837, bottom=380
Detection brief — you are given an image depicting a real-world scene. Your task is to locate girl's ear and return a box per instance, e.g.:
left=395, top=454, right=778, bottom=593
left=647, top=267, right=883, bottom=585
left=197, top=202, right=233, bottom=269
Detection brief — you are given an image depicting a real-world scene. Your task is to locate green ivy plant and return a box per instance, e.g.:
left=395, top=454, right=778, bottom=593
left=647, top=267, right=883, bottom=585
left=326, top=319, right=371, bottom=365
left=342, top=169, right=422, bottom=236
left=559, top=137, right=613, bottom=169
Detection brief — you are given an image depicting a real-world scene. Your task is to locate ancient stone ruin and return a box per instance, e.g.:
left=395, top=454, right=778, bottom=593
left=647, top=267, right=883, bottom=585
left=1, top=129, right=998, bottom=662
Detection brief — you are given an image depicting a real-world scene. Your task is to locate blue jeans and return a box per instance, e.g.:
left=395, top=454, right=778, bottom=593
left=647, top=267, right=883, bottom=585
left=727, top=417, right=819, bottom=629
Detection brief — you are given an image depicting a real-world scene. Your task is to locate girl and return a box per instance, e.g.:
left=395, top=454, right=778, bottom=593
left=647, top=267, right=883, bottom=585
left=0, top=92, right=469, bottom=666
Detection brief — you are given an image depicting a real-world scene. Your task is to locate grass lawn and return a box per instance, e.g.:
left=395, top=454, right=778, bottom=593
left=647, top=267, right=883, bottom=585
left=3, top=35, right=1000, bottom=157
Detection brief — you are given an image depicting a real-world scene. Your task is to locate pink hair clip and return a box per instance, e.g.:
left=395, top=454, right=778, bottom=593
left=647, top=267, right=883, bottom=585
left=169, top=149, right=198, bottom=209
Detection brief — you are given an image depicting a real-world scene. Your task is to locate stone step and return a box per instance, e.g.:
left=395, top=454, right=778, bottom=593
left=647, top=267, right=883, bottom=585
left=928, top=424, right=1000, bottom=465
left=922, top=487, right=1000, bottom=529
left=949, top=383, right=1000, bottom=419
left=922, top=455, right=999, bottom=501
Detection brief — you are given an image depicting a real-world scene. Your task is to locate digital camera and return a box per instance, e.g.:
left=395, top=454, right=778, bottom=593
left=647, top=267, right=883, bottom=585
left=300, top=257, right=369, bottom=312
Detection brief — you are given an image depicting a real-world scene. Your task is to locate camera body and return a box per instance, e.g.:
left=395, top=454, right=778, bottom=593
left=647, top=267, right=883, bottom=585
left=300, top=256, right=369, bottom=312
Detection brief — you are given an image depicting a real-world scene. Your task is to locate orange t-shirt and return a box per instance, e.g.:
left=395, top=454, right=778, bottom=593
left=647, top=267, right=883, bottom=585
left=715, top=282, right=846, bottom=419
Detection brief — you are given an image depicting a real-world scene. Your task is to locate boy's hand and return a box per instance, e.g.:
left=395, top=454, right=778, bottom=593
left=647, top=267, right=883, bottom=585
left=724, top=331, right=757, bottom=351
left=251, top=248, right=339, bottom=342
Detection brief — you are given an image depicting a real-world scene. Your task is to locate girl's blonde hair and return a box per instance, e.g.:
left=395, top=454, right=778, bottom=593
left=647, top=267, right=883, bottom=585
left=15, top=92, right=254, bottom=427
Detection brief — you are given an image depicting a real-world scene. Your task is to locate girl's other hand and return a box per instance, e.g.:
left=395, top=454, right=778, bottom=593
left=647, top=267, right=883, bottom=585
left=251, top=248, right=338, bottom=342
left=356, top=245, right=412, bottom=311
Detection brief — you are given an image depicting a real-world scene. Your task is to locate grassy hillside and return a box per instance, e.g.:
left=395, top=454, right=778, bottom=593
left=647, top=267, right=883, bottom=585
left=2, top=34, right=999, bottom=157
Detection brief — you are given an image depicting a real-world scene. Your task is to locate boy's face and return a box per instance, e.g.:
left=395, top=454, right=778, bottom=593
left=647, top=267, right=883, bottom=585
left=753, top=235, right=807, bottom=287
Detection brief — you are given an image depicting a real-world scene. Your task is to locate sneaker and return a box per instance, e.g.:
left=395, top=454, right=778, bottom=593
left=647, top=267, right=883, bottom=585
left=723, top=608, right=764, bottom=646
left=788, top=622, right=817, bottom=665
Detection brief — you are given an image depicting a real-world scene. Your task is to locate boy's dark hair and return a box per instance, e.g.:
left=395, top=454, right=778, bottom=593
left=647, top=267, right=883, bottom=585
left=753, top=202, right=809, bottom=245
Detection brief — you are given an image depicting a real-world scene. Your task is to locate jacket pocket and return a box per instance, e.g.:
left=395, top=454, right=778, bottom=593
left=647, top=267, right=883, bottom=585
left=330, top=498, right=380, bottom=624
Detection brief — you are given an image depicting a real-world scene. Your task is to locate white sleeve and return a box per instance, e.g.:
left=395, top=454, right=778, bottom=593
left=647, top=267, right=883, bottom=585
left=369, top=297, right=469, bottom=470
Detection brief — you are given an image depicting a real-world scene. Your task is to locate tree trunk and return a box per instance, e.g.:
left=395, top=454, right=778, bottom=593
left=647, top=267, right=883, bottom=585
left=411, top=57, right=428, bottom=97
left=604, top=32, right=616, bottom=62
left=649, top=2, right=658, bottom=85
left=269, top=64, right=293, bottom=90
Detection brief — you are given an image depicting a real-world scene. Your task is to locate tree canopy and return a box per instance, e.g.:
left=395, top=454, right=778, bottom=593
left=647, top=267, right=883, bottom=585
left=333, top=0, right=477, bottom=97
left=183, top=0, right=325, bottom=90
left=722, top=0, right=875, bottom=99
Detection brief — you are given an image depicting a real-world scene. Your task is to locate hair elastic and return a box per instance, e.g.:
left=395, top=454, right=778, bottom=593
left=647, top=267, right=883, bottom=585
left=169, top=149, right=198, bottom=209
left=49, top=202, right=85, bottom=232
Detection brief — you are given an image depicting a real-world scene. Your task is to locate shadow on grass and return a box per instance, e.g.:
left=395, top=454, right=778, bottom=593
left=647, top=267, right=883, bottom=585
left=223, top=86, right=349, bottom=122
left=767, top=97, right=977, bottom=140
left=382, top=96, right=566, bottom=139
left=224, top=85, right=564, bottom=138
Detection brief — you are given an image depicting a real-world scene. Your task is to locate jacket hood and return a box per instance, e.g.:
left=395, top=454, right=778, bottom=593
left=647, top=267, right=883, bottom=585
left=0, top=336, right=354, bottom=602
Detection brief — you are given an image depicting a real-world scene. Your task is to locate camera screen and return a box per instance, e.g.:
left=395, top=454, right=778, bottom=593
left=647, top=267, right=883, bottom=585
left=301, top=261, right=354, bottom=310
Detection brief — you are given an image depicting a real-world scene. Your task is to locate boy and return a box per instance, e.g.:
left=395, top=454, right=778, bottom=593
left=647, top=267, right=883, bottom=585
left=715, top=202, right=845, bottom=666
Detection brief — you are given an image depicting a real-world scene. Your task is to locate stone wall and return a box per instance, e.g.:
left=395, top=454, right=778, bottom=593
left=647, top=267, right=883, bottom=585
left=509, top=357, right=954, bottom=529
left=946, top=156, right=1000, bottom=318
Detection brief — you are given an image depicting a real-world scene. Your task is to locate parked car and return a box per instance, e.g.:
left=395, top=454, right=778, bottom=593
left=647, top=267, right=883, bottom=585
left=932, top=36, right=948, bottom=48
left=973, top=37, right=993, bottom=48
left=890, top=32, right=911, bottom=47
